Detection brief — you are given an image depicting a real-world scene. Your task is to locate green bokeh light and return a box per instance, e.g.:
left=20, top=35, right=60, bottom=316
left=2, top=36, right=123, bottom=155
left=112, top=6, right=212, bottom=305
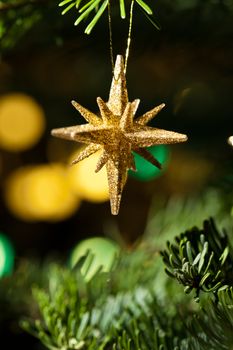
left=129, top=145, right=170, bottom=181
left=70, top=237, right=120, bottom=281
left=0, top=233, right=15, bottom=278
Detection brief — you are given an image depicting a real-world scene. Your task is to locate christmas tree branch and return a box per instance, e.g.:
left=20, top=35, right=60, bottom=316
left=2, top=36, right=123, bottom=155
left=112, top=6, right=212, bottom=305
left=161, top=218, right=233, bottom=300
left=2, top=210, right=233, bottom=349
left=187, top=288, right=233, bottom=349
left=21, top=263, right=189, bottom=350
left=58, top=0, right=159, bottom=34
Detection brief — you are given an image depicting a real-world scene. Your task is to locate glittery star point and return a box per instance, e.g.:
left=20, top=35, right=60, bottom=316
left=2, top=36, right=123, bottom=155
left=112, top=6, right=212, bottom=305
left=51, top=55, right=188, bottom=215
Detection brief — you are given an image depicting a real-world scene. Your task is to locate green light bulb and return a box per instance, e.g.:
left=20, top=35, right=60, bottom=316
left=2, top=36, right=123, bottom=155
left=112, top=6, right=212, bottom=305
left=0, top=233, right=14, bottom=278
left=129, top=145, right=170, bottom=181
left=70, top=237, right=120, bottom=281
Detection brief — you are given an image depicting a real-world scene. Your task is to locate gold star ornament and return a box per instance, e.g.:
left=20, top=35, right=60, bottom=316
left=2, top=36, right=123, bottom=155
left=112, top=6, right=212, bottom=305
left=51, top=55, right=188, bottom=215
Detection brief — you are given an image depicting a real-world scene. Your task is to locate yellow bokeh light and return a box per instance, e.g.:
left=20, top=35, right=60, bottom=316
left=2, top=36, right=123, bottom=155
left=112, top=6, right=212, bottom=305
left=4, top=167, right=35, bottom=221
left=5, top=164, right=80, bottom=221
left=0, top=93, right=45, bottom=151
left=67, top=150, right=109, bottom=203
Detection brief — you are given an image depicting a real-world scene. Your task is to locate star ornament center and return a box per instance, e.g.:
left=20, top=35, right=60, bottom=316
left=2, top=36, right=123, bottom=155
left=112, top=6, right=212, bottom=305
left=51, top=55, right=188, bottom=215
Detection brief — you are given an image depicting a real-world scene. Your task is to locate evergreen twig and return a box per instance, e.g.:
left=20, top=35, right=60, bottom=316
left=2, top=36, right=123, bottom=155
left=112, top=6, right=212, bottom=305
left=58, top=0, right=159, bottom=34
left=161, top=219, right=233, bottom=300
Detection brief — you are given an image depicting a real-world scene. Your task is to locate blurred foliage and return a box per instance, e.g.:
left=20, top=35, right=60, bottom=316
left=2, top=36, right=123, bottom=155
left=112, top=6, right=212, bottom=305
left=0, top=0, right=45, bottom=52
left=144, top=189, right=233, bottom=247
left=0, top=259, right=50, bottom=324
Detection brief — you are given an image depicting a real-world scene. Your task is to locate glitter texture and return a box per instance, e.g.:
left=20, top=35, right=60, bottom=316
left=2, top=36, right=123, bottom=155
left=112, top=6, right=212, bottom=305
left=51, top=55, right=188, bottom=215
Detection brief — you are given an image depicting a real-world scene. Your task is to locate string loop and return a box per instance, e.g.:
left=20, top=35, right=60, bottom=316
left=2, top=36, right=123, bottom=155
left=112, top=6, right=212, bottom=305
left=108, top=0, right=135, bottom=75
left=124, top=0, right=135, bottom=74
left=108, top=0, right=114, bottom=74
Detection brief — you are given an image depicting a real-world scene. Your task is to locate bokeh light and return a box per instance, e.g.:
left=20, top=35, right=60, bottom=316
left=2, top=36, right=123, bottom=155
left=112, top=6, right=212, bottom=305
left=5, top=164, right=80, bottom=221
left=4, top=166, right=34, bottom=221
left=0, top=233, right=14, bottom=278
left=0, top=93, right=45, bottom=151
left=67, top=150, right=109, bottom=203
left=129, top=145, right=169, bottom=181
left=70, top=237, right=120, bottom=281
left=228, top=136, right=233, bottom=147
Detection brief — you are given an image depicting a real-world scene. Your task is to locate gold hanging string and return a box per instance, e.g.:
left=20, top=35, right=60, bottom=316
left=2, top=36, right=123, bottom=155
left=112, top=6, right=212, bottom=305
left=108, top=0, right=114, bottom=74
left=124, top=0, right=135, bottom=74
